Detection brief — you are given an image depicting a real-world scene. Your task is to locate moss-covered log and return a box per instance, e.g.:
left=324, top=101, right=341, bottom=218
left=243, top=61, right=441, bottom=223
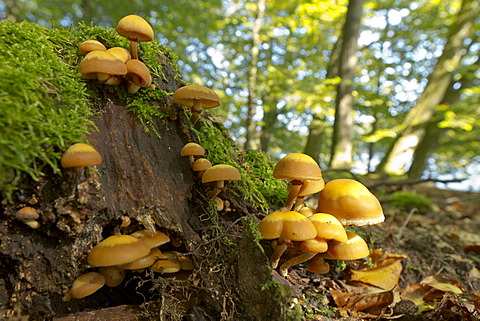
left=0, top=21, right=297, bottom=320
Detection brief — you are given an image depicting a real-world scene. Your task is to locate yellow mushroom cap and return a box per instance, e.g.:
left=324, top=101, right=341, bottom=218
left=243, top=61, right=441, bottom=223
left=297, top=178, right=325, bottom=197
left=202, top=164, right=241, bottom=183
left=124, top=247, right=161, bottom=270
left=258, top=211, right=317, bottom=241
left=297, top=207, right=316, bottom=217
left=78, top=50, right=127, bottom=78
left=308, top=213, right=348, bottom=243
left=87, top=234, right=150, bottom=267
left=79, top=40, right=107, bottom=55
left=307, top=257, right=330, bottom=274
left=192, top=158, right=212, bottom=172
left=116, top=14, right=154, bottom=42
left=299, top=237, right=328, bottom=253
left=70, top=272, right=105, bottom=299
left=316, top=179, right=385, bottom=226
left=327, top=231, right=370, bottom=260
left=106, top=47, right=131, bottom=63
left=130, top=229, right=170, bottom=248
left=125, top=59, right=152, bottom=87
left=60, top=143, right=102, bottom=168
left=273, top=153, right=322, bottom=181
left=180, top=143, right=205, bottom=157
left=173, top=84, right=221, bottom=109
left=15, top=207, right=39, bottom=221
left=151, top=251, right=182, bottom=273
left=98, top=266, right=126, bottom=287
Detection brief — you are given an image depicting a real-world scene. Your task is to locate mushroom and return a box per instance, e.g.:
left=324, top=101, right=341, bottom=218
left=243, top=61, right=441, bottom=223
left=278, top=213, right=347, bottom=276
left=125, top=59, right=152, bottom=94
left=258, top=210, right=317, bottom=269
left=130, top=229, right=170, bottom=249
left=79, top=40, right=106, bottom=55
left=273, top=153, right=323, bottom=211
left=316, top=179, right=385, bottom=226
left=307, top=256, right=330, bottom=274
left=60, top=143, right=102, bottom=171
left=116, top=14, right=154, bottom=59
left=87, top=234, right=150, bottom=267
left=180, top=142, right=205, bottom=167
left=293, top=178, right=325, bottom=211
left=68, top=272, right=105, bottom=300
left=78, top=50, right=127, bottom=85
left=173, top=84, right=221, bottom=124
left=124, top=247, right=162, bottom=271
left=15, top=207, right=40, bottom=228
left=151, top=251, right=182, bottom=274
left=98, top=266, right=126, bottom=287
left=326, top=231, right=370, bottom=260
left=106, top=47, right=131, bottom=63
left=192, top=158, right=212, bottom=178
left=297, top=206, right=316, bottom=218
left=201, top=164, right=241, bottom=198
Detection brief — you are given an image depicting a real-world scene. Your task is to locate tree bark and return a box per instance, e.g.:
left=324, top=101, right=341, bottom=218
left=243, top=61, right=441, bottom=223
left=244, top=0, right=267, bottom=151
left=376, top=0, right=478, bottom=175
left=329, top=0, right=364, bottom=169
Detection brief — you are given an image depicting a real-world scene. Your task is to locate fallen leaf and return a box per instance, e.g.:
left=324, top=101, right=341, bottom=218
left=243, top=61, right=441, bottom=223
left=350, top=256, right=403, bottom=290
left=420, top=274, right=463, bottom=294
left=330, top=288, right=394, bottom=314
left=462, top=245, right=480, bottom=255
left=401, top=283, right=434, bottom=313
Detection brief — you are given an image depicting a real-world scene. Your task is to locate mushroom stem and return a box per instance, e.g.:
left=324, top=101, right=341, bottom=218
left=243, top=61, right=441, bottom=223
left=129, top=40, right=138, bottom=59
left=190, top=99, right=203, bottom=124
left=188, top=155, right=195, bottom=167
left=207, top=180, right=225, bottom=198
left=279, top=252, right=316, bottom=277
left=270, top=238, right=290, bottom=269
left=293, top=196, right=306, bottom=212
left=281, top=180, right=302, bottom=211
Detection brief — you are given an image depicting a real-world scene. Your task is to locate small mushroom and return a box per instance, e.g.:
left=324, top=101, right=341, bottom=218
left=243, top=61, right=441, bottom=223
left=106, top=47, right=131, bottom=63
left=201, top=164, right=241, bottom=198
left=258, top=210, right=317, bottom=269
left=192, top=158, right=212, bottom=178
left=273, top=153, right=323, bottom=211
left=79, top=40, right=106, bottom=55
left=293, top=178, right=325, bottom=211
left=180, top=143, right=205, bottom=167
left=125, top=59, right=152, bottom=94
left=87, top=234, right=150, bottom=267
left=98, top=266, right=126, bottom=287
left=173, top=84, right=221, bottom=124
left=307, top=256, right=330, bottom=274
left=78, top=50, right=127, bottom=85
left=279, top=237, right=328, bottom=277
left=60, top=143, right=102, bottom=171
left=67, top=272, right=105, bottom=300
left=130, top=229, right=170, bottom=249
left=316, top=179, right=385, bottom=226
left=116, top=14, right=154, bottom=59
left=327, top=231, right=370, bottom=260
left=15, top=206, right=39, bottom=222
left=124, top=248, right=162, bottom=271
left=151, top=251, right=182, bottom=274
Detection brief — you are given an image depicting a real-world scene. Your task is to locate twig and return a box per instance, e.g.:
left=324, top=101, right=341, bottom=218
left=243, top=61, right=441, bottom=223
left=396, top=208, right=417, bottom=241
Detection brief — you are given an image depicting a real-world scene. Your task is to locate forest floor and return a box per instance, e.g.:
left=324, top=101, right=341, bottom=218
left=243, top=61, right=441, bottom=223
left=282, top=182, right=480, bottom=320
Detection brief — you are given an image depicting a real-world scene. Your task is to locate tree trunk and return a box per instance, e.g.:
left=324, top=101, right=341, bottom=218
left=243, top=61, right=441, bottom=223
left=329, top=0, right=364, bottom=169
left=80, top=0, right=95, bottom=25
left=304, top=114, right=325, bottom=163
left=376, top=0, right=478, bottom=175
left=244, top=0, right=267, bottom=151
left=259, top=97, right=279, bottom=153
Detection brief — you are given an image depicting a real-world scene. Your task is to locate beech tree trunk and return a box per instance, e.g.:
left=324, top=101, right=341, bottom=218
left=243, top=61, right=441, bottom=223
left=376, top=0, right=478, bottom=175
left=329, top=0, right=364, bottom=169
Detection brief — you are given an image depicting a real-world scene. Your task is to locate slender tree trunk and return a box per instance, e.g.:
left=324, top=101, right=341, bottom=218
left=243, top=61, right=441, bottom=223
left=244, top=0, right=266, bottom=151
left=329, top=0, right=364, bottom=168
left=304, top=114, right=325, bottom=163
left=376, top=0, right=478, bottom=175
left=259, top=97, right=279, bottom=153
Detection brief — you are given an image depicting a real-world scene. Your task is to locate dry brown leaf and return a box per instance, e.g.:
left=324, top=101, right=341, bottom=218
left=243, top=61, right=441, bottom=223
left=330, top=288, right=394, bottom=314
left=350, top=256, right=403, bottom=290
left=401, top=283, right=434, bottom=313
left=462, top=244, right=480, bottom=255
left=420, top=274, right=463, bottom=294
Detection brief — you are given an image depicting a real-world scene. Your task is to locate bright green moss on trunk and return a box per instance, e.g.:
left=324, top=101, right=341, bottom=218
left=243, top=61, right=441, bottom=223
left=0, top=21, right=178, bottom=202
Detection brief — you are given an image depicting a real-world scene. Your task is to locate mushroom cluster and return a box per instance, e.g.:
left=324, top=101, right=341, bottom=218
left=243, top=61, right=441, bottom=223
left=78, top=14, right=154, bottom=94
left=259, top=155, right=384, bottom=277
left=65, top=229, right=194, bottom=300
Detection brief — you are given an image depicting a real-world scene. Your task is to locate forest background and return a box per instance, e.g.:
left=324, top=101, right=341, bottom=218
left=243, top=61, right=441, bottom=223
left=2, top=0, right=479, bottom=190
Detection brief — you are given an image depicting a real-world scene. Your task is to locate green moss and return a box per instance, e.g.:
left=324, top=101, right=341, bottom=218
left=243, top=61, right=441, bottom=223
left=0, top=21, right=180, bottom=202
left=194, top=121, right=287, bottom=212
left=391, top=191, right=433, bottom=213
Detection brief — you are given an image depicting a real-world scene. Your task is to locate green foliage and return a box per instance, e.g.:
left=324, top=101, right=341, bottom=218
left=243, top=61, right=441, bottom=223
left=391, top=191, right=433, bottom=213
left=0, top=20, right=94, bottom=201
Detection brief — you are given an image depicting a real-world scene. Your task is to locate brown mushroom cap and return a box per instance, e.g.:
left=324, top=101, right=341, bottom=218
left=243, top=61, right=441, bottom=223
left=130, top=229, right=170, bottom=249
left=299, top=237, right=328, bottom=253
left=151, top=251, right=182, bottom=273
left=202, top=164, right=241, bottom=184
left=297, top=178, right=325, bottom=197
left=308, top=213, right=348, bottom=243
left=15, top=207, right=39, bottom=221
left=78, top=51, right=127, bottom=80
left=273, top=153, right=322, bottom=181
left=192, top=158, right=212, bottom=172
left=60, top=143, right=102, bottom=168
left=87, top=235, right=150, bottom=267
left=258, top=210, right=317, bottom=241
left=125, top=59, right=152, bottom=87
left=116, top=15, right=154, bottom=42
left=307, top=257, right=330, bottom=274
left=124, top=247, right=161, bottom=270
left=69, top=272, right=105, bottom=299
left=79, top=40, right=106, bottom=55
left=106, top=47, right=131, bottom=63
left=180, top=143, right=205, bottom=157
left=327, top=231, right=370, bottom=260
left=316, top=179, right=385, bottom=226
left=98, top=266, right=126, bottom=287
left=173, top=84, right=221, bottom=109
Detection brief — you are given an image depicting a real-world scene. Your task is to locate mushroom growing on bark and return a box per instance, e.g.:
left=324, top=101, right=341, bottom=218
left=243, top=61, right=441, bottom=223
left=78, top=50, right=127, bottom=85
left=201, top=164, right=241, bottom=198
left=125, top=59, right=152, bottom=93
left=173, top=84, right=221, bottom=124
left=87, top=234, right=150, bottom=267
left=60, top=143, right=102, bottom=171
left=180, top=142, right=205, bottom=167
left=67, top=272, right=105, bottom=300
left=116, top=14, right=154, bottom=59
